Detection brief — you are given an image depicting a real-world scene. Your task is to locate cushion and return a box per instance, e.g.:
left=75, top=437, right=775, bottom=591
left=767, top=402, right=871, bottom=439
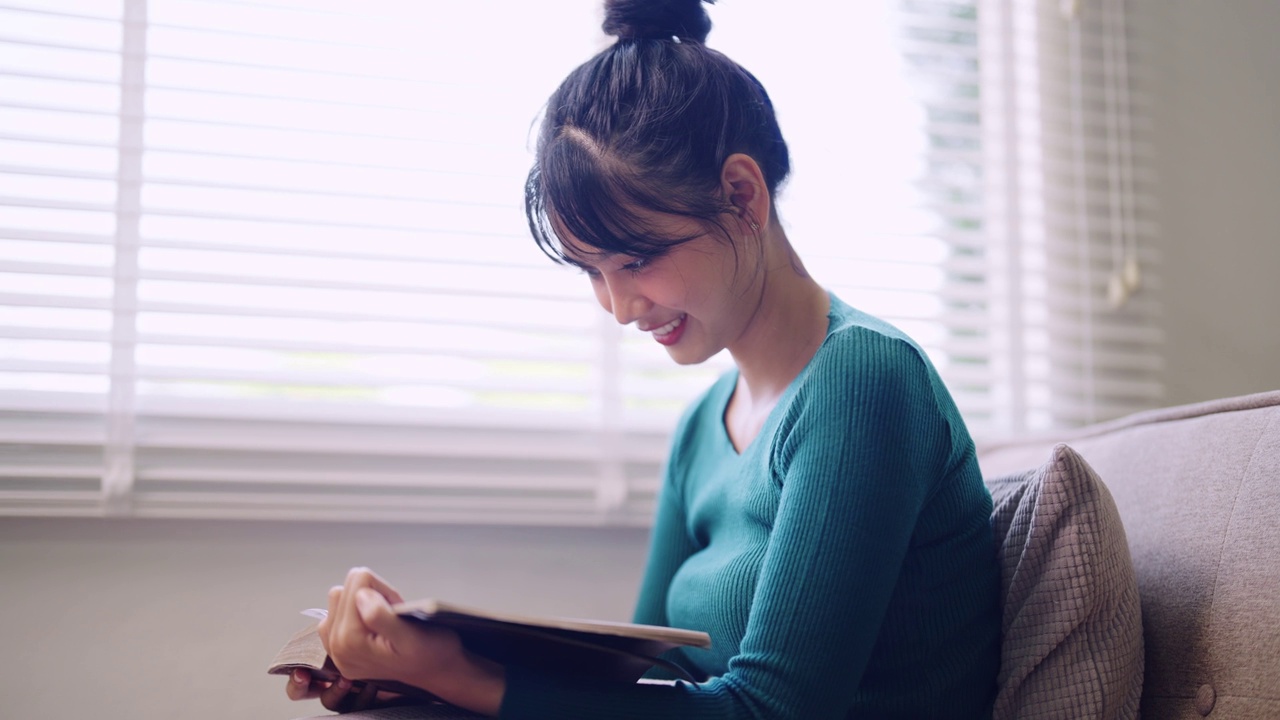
left=986, top=443, right=1144, bottom=720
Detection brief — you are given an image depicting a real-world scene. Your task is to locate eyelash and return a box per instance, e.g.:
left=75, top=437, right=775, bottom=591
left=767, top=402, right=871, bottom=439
left=621, top=257, right=650, bottom=274
left=574, top=255, right=656, bottom=278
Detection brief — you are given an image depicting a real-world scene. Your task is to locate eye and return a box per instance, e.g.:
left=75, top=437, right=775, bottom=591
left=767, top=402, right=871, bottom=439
left=621, top=256, right=651, bottom=274
left=566, top=259, right=600, bottom=278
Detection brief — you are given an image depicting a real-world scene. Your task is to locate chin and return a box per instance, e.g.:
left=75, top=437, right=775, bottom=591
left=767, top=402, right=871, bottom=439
left=664, top=345, right=718, bottom=366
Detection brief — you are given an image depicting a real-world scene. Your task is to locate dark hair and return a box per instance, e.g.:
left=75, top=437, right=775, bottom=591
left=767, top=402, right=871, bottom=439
left=525, top=0, right=791, bottom=265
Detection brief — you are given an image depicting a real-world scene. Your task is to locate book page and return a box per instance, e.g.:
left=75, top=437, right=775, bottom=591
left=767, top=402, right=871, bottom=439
left=268, top=621, right=329, bottom=676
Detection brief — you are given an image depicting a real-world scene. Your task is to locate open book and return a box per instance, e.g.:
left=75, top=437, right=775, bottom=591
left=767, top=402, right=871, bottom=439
left=268, top=598, right=711, bottom=698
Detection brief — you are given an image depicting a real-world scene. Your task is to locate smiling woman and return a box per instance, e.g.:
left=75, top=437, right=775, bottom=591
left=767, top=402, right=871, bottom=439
left=297, top=1, right=1002, bottom=718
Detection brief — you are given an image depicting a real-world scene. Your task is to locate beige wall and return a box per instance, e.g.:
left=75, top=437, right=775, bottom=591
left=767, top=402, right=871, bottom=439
left=0, top=518, right=648, bottom=720
left=1, top=3, right=1278, bottom=720
left=1138, top=0, right=1280, bottom=404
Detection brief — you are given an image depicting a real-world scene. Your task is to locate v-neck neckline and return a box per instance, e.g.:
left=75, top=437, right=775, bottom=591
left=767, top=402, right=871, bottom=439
left=716, top=293, right=839, bottom=457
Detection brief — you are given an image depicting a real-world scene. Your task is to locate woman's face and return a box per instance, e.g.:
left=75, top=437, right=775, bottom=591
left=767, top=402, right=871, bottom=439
left=561, top=214, right=763, bottom=366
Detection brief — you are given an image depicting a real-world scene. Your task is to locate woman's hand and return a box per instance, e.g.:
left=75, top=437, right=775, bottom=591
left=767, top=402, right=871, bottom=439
left=316, top=567, right=507, bottom=717
left=284, top=666, right=406, bottom=714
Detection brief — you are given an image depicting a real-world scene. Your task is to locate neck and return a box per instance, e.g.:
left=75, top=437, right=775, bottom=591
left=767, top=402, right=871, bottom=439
left=726, top=229, right=830, bottom=406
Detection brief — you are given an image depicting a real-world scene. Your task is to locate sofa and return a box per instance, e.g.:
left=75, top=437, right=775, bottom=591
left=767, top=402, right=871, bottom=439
left=977, top=390, right=1280, bottom=719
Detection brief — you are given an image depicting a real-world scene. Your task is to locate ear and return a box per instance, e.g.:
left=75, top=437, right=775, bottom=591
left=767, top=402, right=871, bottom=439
left=719, top=153, right=771, bottom=230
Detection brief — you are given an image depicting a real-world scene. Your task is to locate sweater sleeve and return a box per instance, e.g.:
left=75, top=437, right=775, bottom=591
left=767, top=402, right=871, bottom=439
left=631, top=465, right=697, bottom=628
left=500, top=333, right=960, bottom=720
left=631, top=394, right=702, bottom=629
left=631, top=394, right=706, bottom=680
left=629, top=459, right=702, bottom=682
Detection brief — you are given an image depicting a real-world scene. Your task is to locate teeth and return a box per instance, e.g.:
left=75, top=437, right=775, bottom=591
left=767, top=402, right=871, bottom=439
left=653, top=315, right=684, bottom=336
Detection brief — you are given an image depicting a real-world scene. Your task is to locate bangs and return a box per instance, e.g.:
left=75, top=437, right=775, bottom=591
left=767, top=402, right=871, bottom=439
left=525, top=129, right=712, bottom=265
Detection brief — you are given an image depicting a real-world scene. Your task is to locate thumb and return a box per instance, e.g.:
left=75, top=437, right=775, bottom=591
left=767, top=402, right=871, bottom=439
left=354, top=587, right=400, bottom=635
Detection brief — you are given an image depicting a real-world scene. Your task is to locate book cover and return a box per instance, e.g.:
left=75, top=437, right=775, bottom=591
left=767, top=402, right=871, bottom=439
left=268, top=598, right=710, bottom=693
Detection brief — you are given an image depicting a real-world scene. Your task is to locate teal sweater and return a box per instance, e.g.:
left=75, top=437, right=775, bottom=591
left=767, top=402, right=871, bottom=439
left=501, top=295, right=1000, bottom=719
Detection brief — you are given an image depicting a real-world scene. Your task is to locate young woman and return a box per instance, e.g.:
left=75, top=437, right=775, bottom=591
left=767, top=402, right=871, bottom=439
left=287, top=1, right=1001, bottom=717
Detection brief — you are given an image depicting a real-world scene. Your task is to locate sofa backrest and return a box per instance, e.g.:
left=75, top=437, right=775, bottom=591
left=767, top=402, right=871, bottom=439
left=977, top=391, right=1280, bottom=720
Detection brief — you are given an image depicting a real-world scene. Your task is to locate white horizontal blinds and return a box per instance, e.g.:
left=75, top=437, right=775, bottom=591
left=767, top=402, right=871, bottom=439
left=1056, top=0, right=1162, bottom=426
left=713, top=1, right=992, bottom=430
left=0, top=1, right=123, bottom=514
left=137, top=0, right=592, bottom=416
left=981, top=0, right=1161, bottom=432
left=890, top=1, right=992, bottom=430
left=0, top=0, right=1167, bottom=521
left=125, top=0, right=679, bottom=522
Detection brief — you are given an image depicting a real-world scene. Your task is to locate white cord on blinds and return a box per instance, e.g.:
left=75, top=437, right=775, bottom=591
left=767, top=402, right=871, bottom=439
left=980, top=0, right=1161, bottom=431
left=0, top=0, right=1161, bottom=523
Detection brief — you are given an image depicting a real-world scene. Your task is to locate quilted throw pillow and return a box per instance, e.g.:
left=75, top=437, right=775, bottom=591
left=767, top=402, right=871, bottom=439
left=986, top=443, right=1144, bottom=720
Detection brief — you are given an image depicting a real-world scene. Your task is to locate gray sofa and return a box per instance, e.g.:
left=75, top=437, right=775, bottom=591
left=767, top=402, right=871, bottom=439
left=978, top=390, right=1280, bottom=719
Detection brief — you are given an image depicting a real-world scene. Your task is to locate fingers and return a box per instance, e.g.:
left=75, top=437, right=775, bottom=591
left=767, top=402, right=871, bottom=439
left=344, top=566, right=405, bottom=606
left=331, top=578, right=363, bottom=662
left=285, top=669, right=320, bottom=701
left=354, top=586, right=399, bottom=635
left=284, top=666, right=375, bottom=713
left=331, top=568, right=401, bottom=652
left=319, top=676, right=356, bottom=712
left=324, top=567, right=410, bottom=682
left=285, top=668, right=349, bottom=706
left=317, top=585, right=343, bottom=651
left=352, top=680, right=380, bottom=711
left=312, top=673, right=385, bottom=714
left=295, top=568, right=411, bottom=711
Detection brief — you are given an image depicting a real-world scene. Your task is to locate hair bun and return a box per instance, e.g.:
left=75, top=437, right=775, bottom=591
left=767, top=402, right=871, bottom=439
left=603, top=0, right=713, bottom=43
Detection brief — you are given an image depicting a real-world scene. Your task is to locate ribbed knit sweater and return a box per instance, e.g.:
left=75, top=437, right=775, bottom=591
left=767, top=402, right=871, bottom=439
left=501, top=294, right=1000, bottom=719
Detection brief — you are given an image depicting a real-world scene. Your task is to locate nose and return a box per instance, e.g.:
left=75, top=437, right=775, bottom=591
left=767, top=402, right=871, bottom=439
left=595, top=273, right=650, bottom=326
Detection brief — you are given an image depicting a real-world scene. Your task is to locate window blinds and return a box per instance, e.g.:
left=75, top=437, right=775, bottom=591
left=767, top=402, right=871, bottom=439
left=0, top=0, right=1161, bottom=523
left=1, top=1, right=125, bottom=515
left=980, top=0, right=1161, bottom=431
left=0, top=0, right=718, bottom=523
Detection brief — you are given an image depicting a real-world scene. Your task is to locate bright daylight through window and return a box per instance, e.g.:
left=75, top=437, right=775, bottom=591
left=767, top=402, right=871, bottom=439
left=0, top=0, right=1161, bottom=522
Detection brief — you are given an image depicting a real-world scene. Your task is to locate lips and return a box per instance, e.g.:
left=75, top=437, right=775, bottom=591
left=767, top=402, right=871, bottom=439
left=644, top=313, right=687, bottom=347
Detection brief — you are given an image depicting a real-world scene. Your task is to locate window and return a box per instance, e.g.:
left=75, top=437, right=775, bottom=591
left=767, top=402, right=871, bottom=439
left=980, top=0, right=1162, bottom=428
left=0, top=0, right=1161, bottom=522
